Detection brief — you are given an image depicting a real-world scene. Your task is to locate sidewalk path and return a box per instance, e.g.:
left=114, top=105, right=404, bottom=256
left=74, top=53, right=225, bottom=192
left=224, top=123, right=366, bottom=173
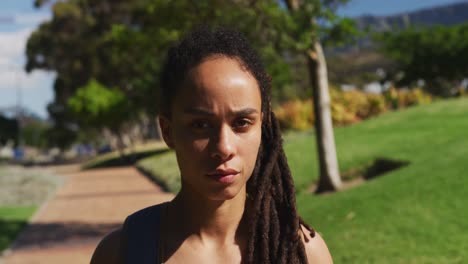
left=2, top=166, right=174, bottom=264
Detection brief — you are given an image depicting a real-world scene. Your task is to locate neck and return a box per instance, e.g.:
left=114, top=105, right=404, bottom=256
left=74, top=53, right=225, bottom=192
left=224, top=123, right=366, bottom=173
left=169, top=185, right=248, bottom=246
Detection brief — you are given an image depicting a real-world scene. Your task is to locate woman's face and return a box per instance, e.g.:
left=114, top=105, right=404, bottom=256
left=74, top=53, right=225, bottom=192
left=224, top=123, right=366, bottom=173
left=160, top=56, right=262, bottom=201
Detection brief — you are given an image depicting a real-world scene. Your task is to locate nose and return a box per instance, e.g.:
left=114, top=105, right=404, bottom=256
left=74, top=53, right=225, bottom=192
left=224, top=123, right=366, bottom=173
left=210, top=124, right=235, bottom=162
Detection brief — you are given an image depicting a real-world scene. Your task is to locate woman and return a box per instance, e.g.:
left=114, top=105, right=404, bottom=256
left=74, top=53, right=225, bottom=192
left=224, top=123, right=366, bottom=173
left=91, top=27, right=332, bottom=264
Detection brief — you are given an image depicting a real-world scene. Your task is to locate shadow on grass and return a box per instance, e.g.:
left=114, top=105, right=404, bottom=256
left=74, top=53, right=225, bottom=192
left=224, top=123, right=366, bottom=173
left=363, top=157, right=410, bottom=180
left=311, top=157, right=410, bottom=194
left=8, top=222, right=121, bottom=250
left=84, top=148, right=170, bottom=170
left=136, top=166, right=173, bottom=193
left=0, top=219, right=28, bottom=252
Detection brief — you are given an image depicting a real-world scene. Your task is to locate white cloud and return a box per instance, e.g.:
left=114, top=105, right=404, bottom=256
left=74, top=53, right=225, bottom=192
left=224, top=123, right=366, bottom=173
left=0, top=71, right=55, bottom=118
left=0, top=26, right=55, bottom=118
left=0, top=28, right=33, bottom=68
left=0, top=27, right=41, bottom=90
left=0, top=69, right=55, bottom=92
left=0, top=57, right=12, bottom=66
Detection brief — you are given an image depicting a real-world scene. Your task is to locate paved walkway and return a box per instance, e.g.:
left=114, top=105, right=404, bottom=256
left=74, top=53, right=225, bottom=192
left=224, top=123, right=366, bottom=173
left=1, top=166, right=174, bottom=264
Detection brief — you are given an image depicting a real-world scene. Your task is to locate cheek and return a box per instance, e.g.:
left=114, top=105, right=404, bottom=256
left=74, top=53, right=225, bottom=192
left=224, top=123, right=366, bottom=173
left=242, top=128, right=262, bottom=169
left=173, top=132, right=209, bottom=178
left=173, top=127, right=209, bottom=156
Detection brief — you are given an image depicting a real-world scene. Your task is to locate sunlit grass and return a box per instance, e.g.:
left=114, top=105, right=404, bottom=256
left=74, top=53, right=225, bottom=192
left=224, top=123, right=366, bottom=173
left=295, top=97, right=468, bottom=262
left=137, top=150, right=180, bottom=193
left=82, top=140, right=168, bottom=169
left=0, top=206, right=36, bottom=253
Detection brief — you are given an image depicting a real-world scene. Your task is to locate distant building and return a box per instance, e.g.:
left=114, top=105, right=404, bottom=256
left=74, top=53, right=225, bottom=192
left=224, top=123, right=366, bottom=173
left=363, top=82, right=384, bottom=94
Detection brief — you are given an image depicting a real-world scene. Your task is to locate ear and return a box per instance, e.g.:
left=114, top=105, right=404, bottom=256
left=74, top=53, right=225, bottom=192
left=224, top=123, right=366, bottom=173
left=159, top=115, right=175, bottom=149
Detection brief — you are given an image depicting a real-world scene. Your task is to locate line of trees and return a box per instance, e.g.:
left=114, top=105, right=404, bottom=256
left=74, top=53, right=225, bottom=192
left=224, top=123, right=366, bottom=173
left=375, top=23, right=468, bottom=96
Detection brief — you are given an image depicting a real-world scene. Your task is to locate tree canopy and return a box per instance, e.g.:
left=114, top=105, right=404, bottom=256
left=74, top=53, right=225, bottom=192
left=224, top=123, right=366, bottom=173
left=26, top=0, right=353, bottom=148
left=376, top=23, right=468, bottom=96
left=67, top=79, right=131, bottom=133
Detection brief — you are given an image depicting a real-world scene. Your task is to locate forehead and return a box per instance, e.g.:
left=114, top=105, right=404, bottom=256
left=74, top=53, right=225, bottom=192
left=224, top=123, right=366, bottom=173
left=188, top=55, right=256, bottom=88
left=172, top=56, right=262, bottom=114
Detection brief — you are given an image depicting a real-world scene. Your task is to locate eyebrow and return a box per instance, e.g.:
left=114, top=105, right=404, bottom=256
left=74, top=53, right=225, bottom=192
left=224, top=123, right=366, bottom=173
left=183, top=107, right=259, bottom=116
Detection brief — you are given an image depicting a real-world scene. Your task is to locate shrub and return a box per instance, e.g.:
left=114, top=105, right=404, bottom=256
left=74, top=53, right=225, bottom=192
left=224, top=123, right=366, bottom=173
left=332, top=89, right=368, bottom=119
left=405, top=88, right=432, bottom=106
left=384, top=87, right=432, bottom=109
left=331, top=89, right=386, bottom=125
left=367, top=94, right=387, bottom=117
left=384, top=86, right=400, bottom=109
left=275, top=99, right=314, bottom=130
left=275, top=87, right=432, bottom=131
left=330, top=101, right=357, bottom=125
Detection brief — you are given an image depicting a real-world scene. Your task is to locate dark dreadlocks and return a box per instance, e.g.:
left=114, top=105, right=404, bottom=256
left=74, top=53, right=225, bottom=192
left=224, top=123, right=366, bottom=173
left=160, top=26, right=315, bottom=264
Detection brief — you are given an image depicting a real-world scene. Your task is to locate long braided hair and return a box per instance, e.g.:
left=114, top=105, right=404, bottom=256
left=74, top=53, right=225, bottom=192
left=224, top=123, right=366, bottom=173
left=160, top=26, right=315, bottom=264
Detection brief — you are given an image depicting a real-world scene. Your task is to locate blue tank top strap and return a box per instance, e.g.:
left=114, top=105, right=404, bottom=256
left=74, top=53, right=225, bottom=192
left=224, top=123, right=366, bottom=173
left=123, top=203, right=165, bottom=264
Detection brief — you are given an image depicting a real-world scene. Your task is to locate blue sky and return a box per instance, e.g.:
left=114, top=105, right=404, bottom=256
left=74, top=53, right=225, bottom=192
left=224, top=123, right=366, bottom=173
left=338, top=0, right=468, bottom=17
left=0, top=0, right=466, bottom=119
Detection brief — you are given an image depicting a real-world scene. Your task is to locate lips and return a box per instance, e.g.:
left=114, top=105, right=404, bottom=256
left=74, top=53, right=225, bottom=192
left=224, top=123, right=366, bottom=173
left=206, top=168, right=239, bottom=183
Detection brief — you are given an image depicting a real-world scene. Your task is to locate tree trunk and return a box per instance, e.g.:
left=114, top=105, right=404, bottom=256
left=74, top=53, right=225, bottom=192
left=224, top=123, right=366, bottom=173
left=154, top=116, right=162, bottom=140
left=147, top=115, right=162, bottom=140
left=285, top=0, right=342, bottom=193
left=308, top=41, right=342, bottom=193
left=114, top=130, right=128, bottom=163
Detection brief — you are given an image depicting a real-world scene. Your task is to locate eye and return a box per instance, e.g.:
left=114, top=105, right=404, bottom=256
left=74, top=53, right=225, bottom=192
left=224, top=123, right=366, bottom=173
left=233, top=118, right=253, bottom=130
left=190, top=120, right=210, bottom=130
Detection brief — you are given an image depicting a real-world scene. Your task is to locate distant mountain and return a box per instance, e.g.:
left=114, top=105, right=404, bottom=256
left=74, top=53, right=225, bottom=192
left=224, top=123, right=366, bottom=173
left=327, top=1, right=468, bottom=54
left=327, top=2, right=468, bottom=86
left=355, top=1, right=468, bottom=31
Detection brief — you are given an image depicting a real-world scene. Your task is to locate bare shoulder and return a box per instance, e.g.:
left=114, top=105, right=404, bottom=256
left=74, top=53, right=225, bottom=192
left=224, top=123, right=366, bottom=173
left=90, top=228, right=126, bottom=264
left=300, top=225, right=333, bottom=264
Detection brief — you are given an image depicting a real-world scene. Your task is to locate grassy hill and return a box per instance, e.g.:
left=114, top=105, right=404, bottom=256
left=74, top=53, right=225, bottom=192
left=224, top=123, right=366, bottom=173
left=138, top=97, right=468, bottom=262
left=294, top=97, right=468, bottom=263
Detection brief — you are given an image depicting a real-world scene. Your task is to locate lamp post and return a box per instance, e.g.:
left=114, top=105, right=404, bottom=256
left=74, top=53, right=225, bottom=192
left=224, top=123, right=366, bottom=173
left=0, top=16, right=21, bottom=115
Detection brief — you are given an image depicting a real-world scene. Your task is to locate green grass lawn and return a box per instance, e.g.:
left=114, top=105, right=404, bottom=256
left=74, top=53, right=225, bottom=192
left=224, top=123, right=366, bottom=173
left=137, top=150, right=180, bottom=192
left=138, top=97, right=468, bottom=263
left=296, top=97, right=468, bottom=263
left=82, top=141, right=168, bottom=170
left=0, top=206, right=36, bottom=252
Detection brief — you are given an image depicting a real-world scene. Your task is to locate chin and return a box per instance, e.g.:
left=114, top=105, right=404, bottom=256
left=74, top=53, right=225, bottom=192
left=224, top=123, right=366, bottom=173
left=206, top=186, right=244, bottom=201
left=182, top=178, right=247, bottom=201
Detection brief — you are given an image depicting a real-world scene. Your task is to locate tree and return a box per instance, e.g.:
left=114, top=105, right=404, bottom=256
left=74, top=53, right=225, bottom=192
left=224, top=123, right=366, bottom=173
left=375, top=23, right=468, bottom=96
left=68, top=79, right=132, bottom=154
left=0, top=115, right=19, bottom=146
left=283, top=0, right=357, bottom=193
left=67, top=79, right=131, bottom=135
left=21, top=120, right=50, bottom=149
left=309, top=41, right=343, bottom=193
left=27, top=0, right=301, bottom=147
left=27, top=0, right=139, bottom=148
